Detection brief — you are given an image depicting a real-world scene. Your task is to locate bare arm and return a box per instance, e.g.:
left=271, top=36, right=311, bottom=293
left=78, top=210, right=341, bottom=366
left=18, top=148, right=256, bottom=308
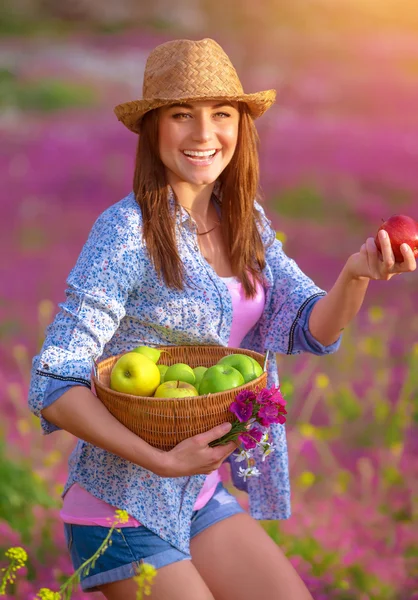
left=41, top=386, right=235, bottom=477
left=308, top=263, right=369, bottom=346
left=309, top=232, right=416, bottom=346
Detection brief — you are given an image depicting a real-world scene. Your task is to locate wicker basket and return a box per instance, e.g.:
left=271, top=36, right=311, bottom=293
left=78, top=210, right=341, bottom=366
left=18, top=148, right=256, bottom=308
left=93, top=345, right=267, bottom=451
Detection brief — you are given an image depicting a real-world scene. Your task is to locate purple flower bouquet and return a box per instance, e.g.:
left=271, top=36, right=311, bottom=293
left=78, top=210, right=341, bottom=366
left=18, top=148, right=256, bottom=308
left=210, top=386, right=287, bottom=480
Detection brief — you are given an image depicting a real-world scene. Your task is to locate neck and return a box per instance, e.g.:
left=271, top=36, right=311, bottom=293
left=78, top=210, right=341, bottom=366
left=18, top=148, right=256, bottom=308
left=168, top=180, right=216, bottom=218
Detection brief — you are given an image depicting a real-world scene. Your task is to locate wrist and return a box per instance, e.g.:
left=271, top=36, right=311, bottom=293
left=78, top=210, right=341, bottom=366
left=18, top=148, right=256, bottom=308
left=148, top=447, right=173, bottom=477
left=128, top=434, right=171, bottom=476
left=343, top=254, right=371, bottom=283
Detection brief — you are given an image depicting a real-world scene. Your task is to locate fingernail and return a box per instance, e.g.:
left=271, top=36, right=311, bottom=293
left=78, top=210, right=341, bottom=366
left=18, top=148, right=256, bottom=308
left=380, top=230, right=387, bottom=239
left=221, top=422, right=232, bottom=432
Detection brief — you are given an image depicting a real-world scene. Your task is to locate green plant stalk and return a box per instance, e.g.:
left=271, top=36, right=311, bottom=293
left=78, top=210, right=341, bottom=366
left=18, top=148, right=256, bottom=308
left=0, top=562, right=17, bottom=595
left=209, top=422, right=249, bottom=446
left=0, top=517, right=133, bottom=599
left=58, top=525, right=117, bottom=599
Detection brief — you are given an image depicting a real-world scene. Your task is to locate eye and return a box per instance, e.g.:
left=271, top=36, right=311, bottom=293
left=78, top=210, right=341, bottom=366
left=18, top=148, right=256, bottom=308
left=215, top=112, right=231, bottom=118
left=172, top=112, right=191, bottom=120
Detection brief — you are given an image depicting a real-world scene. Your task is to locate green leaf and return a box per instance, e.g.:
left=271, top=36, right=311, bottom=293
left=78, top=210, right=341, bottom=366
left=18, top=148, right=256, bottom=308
left=0, top=439, right=58, bottom=543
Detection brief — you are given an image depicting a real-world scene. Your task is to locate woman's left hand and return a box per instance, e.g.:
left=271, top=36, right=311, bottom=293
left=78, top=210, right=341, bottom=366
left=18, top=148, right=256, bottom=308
left=346, top=229, right=417, bottom=281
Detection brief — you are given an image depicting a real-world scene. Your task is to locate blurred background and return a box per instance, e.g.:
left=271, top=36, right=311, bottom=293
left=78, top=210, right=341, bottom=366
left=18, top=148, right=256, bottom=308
left=1, top=1, right=418, bottom=598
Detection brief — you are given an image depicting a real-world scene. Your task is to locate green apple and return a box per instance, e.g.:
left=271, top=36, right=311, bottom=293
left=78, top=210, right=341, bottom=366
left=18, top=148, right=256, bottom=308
left=247, top=356, right=263, bottom=378
left=157, top=364, right=168, bottom=384
left=132, top=345, right=161, bottom=363
left=154, top=380, right=199, bottom=398
left=164, top=363, right=196, bottom=385
left=199, top=365, right=244, bottom=395
left=193, top=366, right=208, bottom=391
left=110, top=352, right=160, bottom=397
left=217, top=353, right=260, bottom=383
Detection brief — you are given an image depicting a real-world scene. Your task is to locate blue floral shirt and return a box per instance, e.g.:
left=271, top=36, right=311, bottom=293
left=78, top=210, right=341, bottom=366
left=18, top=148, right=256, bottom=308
left=28, top=190, right=341, bottom=553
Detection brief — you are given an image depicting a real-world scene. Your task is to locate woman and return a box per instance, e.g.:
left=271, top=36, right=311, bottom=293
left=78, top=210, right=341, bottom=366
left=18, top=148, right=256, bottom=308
left=28, top=38, right=416, bottom=600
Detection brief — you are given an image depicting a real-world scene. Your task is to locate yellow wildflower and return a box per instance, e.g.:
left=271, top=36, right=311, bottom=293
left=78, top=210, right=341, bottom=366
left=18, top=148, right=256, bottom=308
left=314, top=373, right=329, bottom=389
left=298, top=423, right=318, bottom=440
left=0, top=547, right=28, bottom=595
left=390, top=442, right=404, bottom=458
left=16, top=419, right=31, bottom=436
left=275, top=231, right=287, bottom=244
left=134, top=563, right=157, bottom=599
left=36, top=588, right=61, bottom=599
left=5, top=547, right=27, bottom=567
left=43, top=450, right=62, bottom=468
left=368, top=305, right=384, bottom=324
left=114, top=509, right=130, bottom=524
left=12, top=344, right=28, bottom=363
left=297, top=471, right=316, bottom=489
left=38, top=299, right=55, bottom=323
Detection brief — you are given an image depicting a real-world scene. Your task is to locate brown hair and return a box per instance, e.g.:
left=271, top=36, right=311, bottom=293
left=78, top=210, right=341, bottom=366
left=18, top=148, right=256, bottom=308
left=133, top=103, right=266, bottom=298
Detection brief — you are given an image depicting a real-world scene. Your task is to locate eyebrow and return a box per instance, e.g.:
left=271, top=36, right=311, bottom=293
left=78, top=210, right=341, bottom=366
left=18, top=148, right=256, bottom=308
left=166, top=102, right=234, bottom=110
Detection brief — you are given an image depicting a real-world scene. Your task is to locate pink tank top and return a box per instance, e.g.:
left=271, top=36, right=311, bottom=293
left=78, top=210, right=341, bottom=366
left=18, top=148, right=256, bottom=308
left=61, top=276, right=265, bottom=526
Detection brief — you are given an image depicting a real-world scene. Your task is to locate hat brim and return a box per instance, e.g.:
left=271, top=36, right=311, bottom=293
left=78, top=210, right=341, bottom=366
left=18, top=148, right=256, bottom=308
left=114, top=89, right=276, bottom=133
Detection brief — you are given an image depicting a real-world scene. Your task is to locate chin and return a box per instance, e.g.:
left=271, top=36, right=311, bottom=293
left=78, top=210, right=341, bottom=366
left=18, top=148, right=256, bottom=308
left=186, top=172, right=221, bottom=186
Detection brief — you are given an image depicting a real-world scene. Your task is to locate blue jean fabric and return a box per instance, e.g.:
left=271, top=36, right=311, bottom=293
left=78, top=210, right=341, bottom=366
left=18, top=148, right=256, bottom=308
left=63, top=482, right=244, bottom=592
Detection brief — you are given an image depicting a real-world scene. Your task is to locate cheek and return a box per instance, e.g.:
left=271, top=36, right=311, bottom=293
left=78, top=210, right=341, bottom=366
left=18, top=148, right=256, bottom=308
left=221, top=124, right=239, bottom=151
left=158, top=120, right=181, bottom=152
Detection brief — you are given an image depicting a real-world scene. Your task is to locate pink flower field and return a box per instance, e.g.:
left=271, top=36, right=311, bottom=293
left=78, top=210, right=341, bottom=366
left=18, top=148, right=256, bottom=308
left=1, top=18, right=418, bottom=600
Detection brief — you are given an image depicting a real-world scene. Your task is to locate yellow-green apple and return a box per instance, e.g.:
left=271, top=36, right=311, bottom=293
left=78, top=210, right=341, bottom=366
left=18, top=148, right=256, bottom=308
left=199, top=365, right=244, bottom=394
left=217, top=353, right=260, bottom=383
left=132, top=345, right=161, bottom=363
left=164, top=363, right=196, bottom=385
left=154, top=380, right=199, bottom=398
left=157, top=364, right=168, bottom=384
left=193, top=366, right=208, bottom=391
left=110, top=352, right=160, bottom=397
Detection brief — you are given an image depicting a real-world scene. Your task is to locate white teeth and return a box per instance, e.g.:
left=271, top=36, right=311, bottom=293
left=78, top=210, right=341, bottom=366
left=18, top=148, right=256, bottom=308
left=183, top=150, right=217, bottom=158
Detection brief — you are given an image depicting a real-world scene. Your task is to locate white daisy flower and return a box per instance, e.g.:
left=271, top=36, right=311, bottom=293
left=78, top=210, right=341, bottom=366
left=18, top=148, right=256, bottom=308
left=234, top=448, right=253, bottom=463
left=237, top=466, right=261, bottom=481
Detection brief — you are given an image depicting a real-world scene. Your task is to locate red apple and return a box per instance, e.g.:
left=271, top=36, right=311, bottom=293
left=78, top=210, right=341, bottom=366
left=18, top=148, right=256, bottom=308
left=375, top=215, right=418, bottom=263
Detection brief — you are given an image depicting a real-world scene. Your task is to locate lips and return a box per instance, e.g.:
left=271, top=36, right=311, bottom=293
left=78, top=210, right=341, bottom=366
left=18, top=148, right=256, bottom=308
left=183, top=149, right=219, bottom=156
left=181, top=149, right=220, bottom=166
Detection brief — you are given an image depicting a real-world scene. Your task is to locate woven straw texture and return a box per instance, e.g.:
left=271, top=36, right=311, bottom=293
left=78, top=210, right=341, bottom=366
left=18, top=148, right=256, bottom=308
left=93, top=345, right=267, bottom=451
left=114, top=38, right=276, bottom=132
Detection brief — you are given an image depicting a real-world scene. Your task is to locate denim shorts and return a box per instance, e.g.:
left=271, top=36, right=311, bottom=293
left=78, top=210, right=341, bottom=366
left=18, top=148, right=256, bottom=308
left=63, top=482, right=244, bottom=592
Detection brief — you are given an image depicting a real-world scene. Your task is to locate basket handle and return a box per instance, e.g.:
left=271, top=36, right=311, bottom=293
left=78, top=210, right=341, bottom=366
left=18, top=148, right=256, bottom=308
left=92, top=358, right=100, bottom=382
left=263, top=349, right=270, bottom=371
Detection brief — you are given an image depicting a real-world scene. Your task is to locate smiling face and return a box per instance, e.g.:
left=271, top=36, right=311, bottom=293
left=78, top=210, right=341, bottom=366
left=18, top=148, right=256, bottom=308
left=158, top=100, right=240, bottom=191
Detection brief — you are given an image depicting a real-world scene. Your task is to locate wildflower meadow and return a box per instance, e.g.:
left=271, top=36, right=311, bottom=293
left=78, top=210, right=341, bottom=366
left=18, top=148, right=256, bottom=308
left=1, top=5, right=418, bottom=599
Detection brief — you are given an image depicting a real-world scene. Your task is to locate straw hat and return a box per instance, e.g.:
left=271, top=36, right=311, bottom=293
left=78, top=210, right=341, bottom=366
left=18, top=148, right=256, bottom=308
left=114, top=38, right=276, bottom=133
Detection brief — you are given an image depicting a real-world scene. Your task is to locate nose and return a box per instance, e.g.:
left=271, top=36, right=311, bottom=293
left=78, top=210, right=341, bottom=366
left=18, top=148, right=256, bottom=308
left=191, top=113, right=214, bottom=143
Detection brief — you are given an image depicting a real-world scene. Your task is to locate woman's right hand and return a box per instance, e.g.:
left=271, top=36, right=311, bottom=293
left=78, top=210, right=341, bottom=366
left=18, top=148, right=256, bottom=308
left=156, top=422, right=237, bottom=477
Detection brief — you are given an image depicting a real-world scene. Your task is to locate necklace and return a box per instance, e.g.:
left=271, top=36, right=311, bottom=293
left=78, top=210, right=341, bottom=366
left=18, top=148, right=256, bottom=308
left=197, top=223, right=219, bottom=236
left=181, top=205, right=220, bottom=236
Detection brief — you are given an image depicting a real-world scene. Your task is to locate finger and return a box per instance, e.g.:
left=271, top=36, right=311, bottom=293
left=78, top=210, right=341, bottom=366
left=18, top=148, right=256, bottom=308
left=193, top=422, right=232, bottom=446
left=377, top=230, right=396, bottom=269
left=210, top=441, right=237, bottom=462
left=365, top=237, right=381, bottom=279
left=400, top=243, right=418, bottom=271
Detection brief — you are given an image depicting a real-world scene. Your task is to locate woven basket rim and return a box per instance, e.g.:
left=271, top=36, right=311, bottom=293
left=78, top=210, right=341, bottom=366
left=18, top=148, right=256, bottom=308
left=92, top=345, right=267, bottom=403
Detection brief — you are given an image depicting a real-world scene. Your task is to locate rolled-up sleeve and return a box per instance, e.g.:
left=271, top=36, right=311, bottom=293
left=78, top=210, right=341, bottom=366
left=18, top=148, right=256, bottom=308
left=291, top=295, right=342, bottom=355
left=28, top=204, right=142, bottom=434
